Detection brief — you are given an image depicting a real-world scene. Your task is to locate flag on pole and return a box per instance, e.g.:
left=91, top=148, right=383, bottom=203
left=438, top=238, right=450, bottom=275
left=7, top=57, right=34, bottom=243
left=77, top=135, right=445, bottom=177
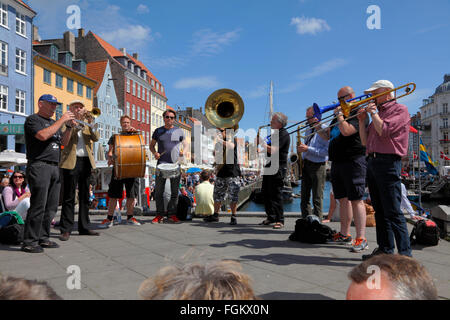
left=409, top=126, right=418, bottom=134
left=419, top=138, right=438, bottom=175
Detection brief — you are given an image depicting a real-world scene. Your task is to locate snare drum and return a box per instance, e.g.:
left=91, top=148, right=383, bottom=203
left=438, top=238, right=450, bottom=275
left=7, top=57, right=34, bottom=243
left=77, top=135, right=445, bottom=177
left=114, top=133, right=146, bottom=179
left=156, top=163, right=181, bottom=179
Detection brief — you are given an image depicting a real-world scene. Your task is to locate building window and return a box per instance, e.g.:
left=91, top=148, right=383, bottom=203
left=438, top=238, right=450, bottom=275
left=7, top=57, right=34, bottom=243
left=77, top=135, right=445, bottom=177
left=147, top=90, right=150, bottom=103
left=15, top=89, right=25, bottom=114
left=86, top=87, right=92, bottom=99
left=98, top=123, right=104, bottom=139
left=55, top=73, right=63, bottom=88
left=77, top=82, right=83, bottom=96
left=137, top=106, right=140, bottom=121
left=444, top=118, right=448, bottom=129
left=444, top=103, right=448, bottom=114
left=146, top=110, right=149, bottom=124
left=127, top=78, right=130, bottom=93
left=15, top=48, right=26, bottom=74
left=50, top=45, right=58, bottom=60
left=43, top=69, right=51, bottom=85
left=105, top=124, right=110, bottom=139
left=132, top=104, right=135, bottom=119
left=142, top=109, right=145, bottom=123
left=137, top=84, right=140, bottom=98
left=0, top=2, right=7, bottom=28
left=152, top=113, right=155, bottom=126
left=0, top=85, right=7, bottom=110
left=0, top=41, right=7, bottom=76
left=67, top=78, right=74, bottom=92
left=161, top=85, right=164, bottom=93
left=133, top=82, right=136, bottom=96
left=151, top=79, right=155, bottom=87
left=15, top=13, right=26, bottom=37
left=126, top=102, right=130, bottom=116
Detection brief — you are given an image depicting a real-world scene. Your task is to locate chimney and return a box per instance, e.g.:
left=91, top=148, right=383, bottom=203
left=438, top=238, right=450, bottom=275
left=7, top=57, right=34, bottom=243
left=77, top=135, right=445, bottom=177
left=119, top=48, right=126, bottom=56
left=132, top=53, right=139, bottom=60
left=32, top=25, right=40, bottom=41
left=63, top=31, right=75, bottom=56
left=78, top=28, right=85, bottom=38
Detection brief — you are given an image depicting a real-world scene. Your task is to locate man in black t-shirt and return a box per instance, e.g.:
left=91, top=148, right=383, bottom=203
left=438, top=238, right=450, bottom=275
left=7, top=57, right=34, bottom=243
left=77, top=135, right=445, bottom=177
left=316, top=86, right=369, bottom=253
left=204, top=126, right=241, bottom=225
left=259, top=112, right=290, bottom=230
left=22, top=94, right=74, bottom=253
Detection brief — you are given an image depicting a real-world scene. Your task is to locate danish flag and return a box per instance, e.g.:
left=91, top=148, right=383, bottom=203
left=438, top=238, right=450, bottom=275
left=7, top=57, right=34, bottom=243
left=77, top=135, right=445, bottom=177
left=441, top=151, right=450, bottom=161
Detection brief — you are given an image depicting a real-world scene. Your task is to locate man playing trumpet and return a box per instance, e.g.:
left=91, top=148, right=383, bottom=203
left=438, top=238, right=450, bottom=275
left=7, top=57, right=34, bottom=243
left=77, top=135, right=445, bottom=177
left=59, top=101, right=100, bottom=241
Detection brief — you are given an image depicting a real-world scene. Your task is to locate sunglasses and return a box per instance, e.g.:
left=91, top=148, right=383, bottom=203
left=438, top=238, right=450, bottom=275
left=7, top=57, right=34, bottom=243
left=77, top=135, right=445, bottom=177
left=13, top=176, right=24, bottom=179
left=165, top=116, right=175, bottom=119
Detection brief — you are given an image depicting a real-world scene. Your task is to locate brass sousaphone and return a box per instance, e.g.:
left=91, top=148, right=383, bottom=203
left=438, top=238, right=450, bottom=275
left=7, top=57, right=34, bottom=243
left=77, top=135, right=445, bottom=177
left=205, top=89, right=244, bottom=172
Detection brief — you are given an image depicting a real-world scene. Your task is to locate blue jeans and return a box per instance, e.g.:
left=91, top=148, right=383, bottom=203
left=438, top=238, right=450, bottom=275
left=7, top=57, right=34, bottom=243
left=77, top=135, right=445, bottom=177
left=367, top=155, right=412, bottom=256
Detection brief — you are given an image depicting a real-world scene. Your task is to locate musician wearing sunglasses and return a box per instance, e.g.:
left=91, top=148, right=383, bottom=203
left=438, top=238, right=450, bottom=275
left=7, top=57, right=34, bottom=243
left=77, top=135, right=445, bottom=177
left=316, top=86, right=369, bottom=253
left=58, top=101, right=100, bottom=241
left=2, top=170, right=30, bottom=219
left=150, top=109, right=187, bottom=224
left=357, top=80, right=412, bottom=261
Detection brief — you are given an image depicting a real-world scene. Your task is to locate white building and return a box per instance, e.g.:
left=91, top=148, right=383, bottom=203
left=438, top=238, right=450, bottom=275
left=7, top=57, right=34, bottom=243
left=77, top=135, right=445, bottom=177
left=420, top=74, right=450, bottom=167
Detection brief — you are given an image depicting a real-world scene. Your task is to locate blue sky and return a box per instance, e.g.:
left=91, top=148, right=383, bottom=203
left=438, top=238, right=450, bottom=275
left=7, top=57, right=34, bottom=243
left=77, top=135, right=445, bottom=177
left=28, top=0, right=450, bottom=132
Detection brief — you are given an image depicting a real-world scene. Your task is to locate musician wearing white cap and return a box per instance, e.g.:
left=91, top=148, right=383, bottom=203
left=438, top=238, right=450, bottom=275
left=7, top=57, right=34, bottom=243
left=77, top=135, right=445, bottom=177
left=357, top=80, right=412, bottom=261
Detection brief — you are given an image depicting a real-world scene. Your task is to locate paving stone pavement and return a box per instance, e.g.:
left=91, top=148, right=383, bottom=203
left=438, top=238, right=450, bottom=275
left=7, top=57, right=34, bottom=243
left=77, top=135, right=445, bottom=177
left=0, top=212, right=449, bottom=300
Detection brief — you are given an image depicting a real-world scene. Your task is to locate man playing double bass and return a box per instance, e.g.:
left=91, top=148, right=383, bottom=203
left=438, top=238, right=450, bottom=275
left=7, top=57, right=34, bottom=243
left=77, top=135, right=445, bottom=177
left=150, top=109, right=187, bottom=224
left=100, top=115, right=142, bottom=228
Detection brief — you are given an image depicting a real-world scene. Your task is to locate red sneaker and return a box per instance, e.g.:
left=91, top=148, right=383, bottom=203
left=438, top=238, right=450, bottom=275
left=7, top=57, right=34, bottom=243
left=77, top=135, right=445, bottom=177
left=165, top=215, right=181, bottom=224
left=152, top=215, right=163, bottom=224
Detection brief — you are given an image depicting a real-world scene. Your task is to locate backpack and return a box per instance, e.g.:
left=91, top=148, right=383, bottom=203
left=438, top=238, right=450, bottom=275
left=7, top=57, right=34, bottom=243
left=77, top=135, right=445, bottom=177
left=289, top=217, right=336, bottom=244
left=176, top=195, right=192, bottom=221
left=0, top=212, right=24, bottom=245
left=410, top=219, right=440, bottom=246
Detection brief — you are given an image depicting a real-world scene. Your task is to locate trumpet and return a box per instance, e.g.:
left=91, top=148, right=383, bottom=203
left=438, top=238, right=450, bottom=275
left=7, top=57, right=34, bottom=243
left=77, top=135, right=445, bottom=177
left=295, top=82, right=416, bottom=139
left=73, top=107, right=101, bottom=130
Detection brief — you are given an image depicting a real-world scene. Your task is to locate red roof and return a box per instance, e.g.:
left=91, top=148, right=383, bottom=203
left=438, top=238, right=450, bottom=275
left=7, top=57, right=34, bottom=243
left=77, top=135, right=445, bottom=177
left=86, top=60, right=109, bottom=94
left=15, top=0, right=36, bottom=14
left=166, top=105, right=175, bottom=111
left=90, top=32, right=166, bottom=98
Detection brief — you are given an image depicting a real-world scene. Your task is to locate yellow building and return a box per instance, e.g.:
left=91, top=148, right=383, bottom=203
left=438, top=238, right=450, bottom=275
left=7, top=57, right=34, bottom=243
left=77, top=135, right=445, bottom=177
left=33, top=44, right=96, bottom=118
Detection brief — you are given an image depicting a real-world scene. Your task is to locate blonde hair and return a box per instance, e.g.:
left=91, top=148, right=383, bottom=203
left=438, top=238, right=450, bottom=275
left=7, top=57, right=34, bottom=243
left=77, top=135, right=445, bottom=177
left=138, top=260, right=257, bottom=300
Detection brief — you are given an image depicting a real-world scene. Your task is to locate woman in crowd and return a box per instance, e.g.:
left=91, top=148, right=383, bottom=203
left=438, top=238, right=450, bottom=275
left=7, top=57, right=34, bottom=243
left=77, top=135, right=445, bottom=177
left=2, top=170, right=31, bottom=219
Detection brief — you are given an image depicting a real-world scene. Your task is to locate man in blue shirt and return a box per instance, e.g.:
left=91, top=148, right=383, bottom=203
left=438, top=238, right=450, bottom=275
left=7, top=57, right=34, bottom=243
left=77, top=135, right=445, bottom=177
left=298, top=106, right=329, bottom=220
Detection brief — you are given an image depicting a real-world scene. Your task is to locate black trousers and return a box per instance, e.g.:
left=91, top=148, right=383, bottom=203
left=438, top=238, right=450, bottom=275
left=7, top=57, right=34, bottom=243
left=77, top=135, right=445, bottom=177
left=24, top=161, right=61, bottom=247
left=60, top=157, right=92, bottom=234
left=262, top=168, right=286, bottom=223
left=300, top=160, right=326, bottom=219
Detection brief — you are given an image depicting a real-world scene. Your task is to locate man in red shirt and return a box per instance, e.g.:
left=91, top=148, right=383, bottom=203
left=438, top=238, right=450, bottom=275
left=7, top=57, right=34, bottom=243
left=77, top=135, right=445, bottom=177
left=357, top=80, right=412, bottom=260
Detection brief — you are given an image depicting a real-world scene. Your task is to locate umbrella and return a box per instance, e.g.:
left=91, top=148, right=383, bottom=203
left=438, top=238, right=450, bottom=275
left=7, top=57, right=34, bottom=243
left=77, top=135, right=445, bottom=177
left=186, top=167, right=202, bottom=173
left=0, top=150, right=27, bottom=167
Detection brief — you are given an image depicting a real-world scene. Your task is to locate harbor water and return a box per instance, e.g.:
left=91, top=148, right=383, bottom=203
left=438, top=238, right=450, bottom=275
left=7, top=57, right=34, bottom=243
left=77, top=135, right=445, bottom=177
left=240, top=181, right=333, bottom=212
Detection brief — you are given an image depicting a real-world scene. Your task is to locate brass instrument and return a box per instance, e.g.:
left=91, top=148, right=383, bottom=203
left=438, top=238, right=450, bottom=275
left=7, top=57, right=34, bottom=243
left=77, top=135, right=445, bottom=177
left=205, top=89, right=244, bottom=172
left=73, top=107, right=101, bottom=130
left=293, top=82, right=416, bottom=140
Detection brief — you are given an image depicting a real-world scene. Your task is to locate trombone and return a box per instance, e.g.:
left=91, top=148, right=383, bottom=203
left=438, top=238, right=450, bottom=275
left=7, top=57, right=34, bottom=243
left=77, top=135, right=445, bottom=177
left=293, top=82, right=416, bottom=139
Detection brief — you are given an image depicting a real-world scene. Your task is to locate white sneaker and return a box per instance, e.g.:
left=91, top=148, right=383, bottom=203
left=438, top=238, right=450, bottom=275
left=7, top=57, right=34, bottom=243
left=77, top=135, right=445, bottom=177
left=127, top=217, right=141, bottom=226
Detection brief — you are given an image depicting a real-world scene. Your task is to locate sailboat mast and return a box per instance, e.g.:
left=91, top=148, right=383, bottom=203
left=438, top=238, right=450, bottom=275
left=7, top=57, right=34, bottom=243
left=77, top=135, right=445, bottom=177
left=269, top=81, right=273, bottom=120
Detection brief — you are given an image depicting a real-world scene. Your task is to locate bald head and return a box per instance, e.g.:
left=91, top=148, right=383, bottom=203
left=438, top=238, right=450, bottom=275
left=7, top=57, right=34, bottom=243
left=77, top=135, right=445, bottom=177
left=338, top=86, right=355, bottom=101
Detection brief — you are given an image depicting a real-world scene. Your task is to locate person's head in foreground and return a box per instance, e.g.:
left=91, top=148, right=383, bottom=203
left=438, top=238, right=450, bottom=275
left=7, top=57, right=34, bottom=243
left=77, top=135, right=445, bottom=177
left=346, top=254, right=438, bottom=300
left=0, top=275, right=62, bottom=300
left=138, top=260, right=257, bottom=300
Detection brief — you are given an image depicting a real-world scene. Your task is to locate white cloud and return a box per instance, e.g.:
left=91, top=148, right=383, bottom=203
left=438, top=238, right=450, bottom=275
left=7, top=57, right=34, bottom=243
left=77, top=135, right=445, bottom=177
left=100, top=25, right=153, bottom=47
left=137, top=4, right=150, bottom=14
left=290, top=16, right=331, bottom=35
left=190, top=29, right=241, bottom=56
left=174, top=76, right=220, bottom=90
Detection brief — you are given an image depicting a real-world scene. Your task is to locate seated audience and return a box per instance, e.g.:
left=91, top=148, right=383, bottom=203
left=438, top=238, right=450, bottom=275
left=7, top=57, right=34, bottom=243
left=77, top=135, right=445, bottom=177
left=2, top=170, right=31, bottom=219
left=194, top=171, right=214, bottom=217
left=346, top=254, right=438, bottom=300
left=138, top=260, right=257, bottom=300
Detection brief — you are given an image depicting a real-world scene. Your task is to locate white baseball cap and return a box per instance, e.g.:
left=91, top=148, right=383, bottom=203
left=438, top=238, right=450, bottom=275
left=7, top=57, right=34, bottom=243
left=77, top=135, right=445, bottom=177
left=364, top=80, right=394, bottom=93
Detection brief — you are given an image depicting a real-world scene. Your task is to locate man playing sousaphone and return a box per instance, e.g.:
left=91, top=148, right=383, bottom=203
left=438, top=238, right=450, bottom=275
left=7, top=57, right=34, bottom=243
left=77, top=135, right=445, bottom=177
left=150, top=109, right=187, bottom=224
left=99, top=115, right=142, bottom=228
left=204, top=125, right=241, bottom=224
left=59, top=101, right=100, bottom=241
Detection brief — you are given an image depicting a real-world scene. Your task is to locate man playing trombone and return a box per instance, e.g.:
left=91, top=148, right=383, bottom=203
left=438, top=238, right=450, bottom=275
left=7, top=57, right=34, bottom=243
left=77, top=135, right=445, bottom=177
left=357, top=80, right=412, bottom=260
left=298, top=106, right=329, bottom=220
left=59, top=101, right=100, bottom=241
left=316, top=86, right=369, bottom=253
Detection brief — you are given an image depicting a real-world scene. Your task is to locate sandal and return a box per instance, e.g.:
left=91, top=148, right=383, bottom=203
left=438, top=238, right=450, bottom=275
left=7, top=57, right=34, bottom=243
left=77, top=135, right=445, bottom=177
left=259, top=219, right=273, bottom=226
left=273, top=222, right=284, bottom=229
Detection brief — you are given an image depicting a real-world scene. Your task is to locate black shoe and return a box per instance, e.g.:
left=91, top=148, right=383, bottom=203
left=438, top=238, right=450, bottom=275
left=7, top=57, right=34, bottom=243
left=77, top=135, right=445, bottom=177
left=21, top=245, right=44, bottom=253
left=203, top=214, right=219, bottom=223
left=362, top=247, right=385, bottom=261
left=230, top=216, right=237, bottom=225
left=39, top=241, right=60, bottom=248
left=59, top=232, right=70, bottom=241
left=79, top=230, right=100, bottom=236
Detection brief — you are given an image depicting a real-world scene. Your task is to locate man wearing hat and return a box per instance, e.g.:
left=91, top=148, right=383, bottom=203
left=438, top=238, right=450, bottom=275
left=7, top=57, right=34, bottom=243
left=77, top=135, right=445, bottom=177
left=22, top=95, right=74, bottom=253
left=357, top=80, right=412, bottom=260
left=59, top=101, right=100, bottom=241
